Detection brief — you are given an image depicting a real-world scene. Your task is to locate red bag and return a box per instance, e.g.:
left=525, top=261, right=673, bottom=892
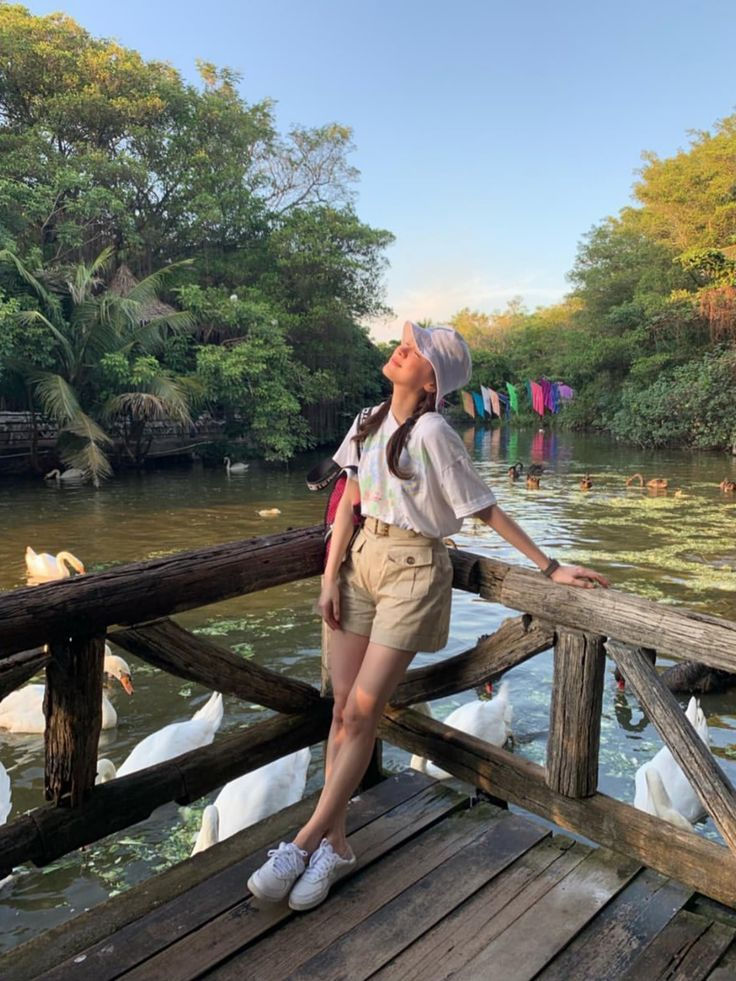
left=306, top=407, right=370, bottom=566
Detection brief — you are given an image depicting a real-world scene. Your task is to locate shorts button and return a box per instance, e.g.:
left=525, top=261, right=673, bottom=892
left=406, top=556, right=415, bottom=565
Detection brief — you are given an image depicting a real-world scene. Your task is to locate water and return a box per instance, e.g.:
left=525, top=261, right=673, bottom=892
left=1, top=427, right=735, bottom=951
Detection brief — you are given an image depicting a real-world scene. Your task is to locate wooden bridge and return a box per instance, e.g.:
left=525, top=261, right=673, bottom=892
left=1, top=525, right=736, bottom=979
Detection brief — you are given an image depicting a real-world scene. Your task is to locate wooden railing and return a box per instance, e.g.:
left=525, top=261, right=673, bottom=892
left=1, top=525, right=736, bottom=908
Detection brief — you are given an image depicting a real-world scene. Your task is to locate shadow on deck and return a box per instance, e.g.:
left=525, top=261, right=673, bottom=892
left=3, top=770, right=736, bottom=981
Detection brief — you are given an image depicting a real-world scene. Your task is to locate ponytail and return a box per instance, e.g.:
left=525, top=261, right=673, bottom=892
left=352, top=390, right=437, bottom=480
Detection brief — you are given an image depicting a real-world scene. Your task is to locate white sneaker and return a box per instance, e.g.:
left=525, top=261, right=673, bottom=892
left=247, top=842, right=307, bottom=902
left=288, top=838, right=356, bottom=911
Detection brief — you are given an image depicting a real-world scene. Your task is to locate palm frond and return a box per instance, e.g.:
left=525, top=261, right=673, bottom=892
left=0, top=249, right=55, bottom=308
left=126, top=311, right=196, bottom=354
left=103, top=373, right=192, bottom=426
left=68, top=249, right=112, bottom=305
left=13, top=310, right=74, bottom=367
left=60, top=438, right=113, bottom=488
left=125, top=259, right=194, bottom=308
left=30, top=371, right=83, bottom=425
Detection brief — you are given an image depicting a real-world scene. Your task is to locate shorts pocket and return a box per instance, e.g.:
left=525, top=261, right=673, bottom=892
left=383, top=546, right=435, bottom=599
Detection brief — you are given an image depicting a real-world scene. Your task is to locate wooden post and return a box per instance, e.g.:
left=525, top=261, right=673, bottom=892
left=546, top=629, right=605, bottom=798
left=44, top=634, right=105, bottom=807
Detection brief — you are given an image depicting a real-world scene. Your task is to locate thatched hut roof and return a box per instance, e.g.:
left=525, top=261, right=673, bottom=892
left=109, top=264, right=176, bottom=323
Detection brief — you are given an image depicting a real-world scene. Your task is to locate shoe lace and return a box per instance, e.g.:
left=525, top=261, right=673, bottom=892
left=305, top=843, right=341, bottom=881
left=267, top=843, right=304, bottom=878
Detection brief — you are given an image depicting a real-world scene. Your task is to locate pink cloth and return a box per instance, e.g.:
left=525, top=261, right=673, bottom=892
left=530, top=381, right=545, bottom=416
left=461, top=390, right=475, bottom=418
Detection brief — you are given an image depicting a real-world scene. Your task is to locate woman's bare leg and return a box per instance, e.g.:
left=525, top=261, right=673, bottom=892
left=323, top=629, right=370, bottom=781
left=294, top=642, right=415, bottom=856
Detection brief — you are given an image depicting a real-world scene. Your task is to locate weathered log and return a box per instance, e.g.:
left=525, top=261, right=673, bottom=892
left=110, top=618, right=321, bottom=714
left=391, top=614, right=554, bottom=708
left=44, top=634, right=105, bottom=807
left=609, top=645, right=736, bottom=854
left=546, top=630, right=605, bottom=797
left=378, top=706, right=736, bottom=908
left=0, top=706, right=330, bottom=876
left=0, top=646, right=50, bottom=700
left=0, top=526, right=326, bottom=656
left=446, top=550, right=736, bottom=673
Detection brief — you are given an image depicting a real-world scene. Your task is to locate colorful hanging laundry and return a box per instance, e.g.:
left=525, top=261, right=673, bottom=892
left=497, top=391, right=510, bottom=419
left=540, top=379, right=555, bottom=412
left=505, top=382, right=518, bottom=413
left=525, top=379, right=533, bottom=404
left=550, top=383, right=560, bottom=414
left=489, top=388, right=501, bottom=418
left=461, top=390, right=475, bottom=418
left=472, top=391, right=485, bottom=417
left=530, top=381, right=545, bottom=416
left=480, top=384, right=493, bottom=417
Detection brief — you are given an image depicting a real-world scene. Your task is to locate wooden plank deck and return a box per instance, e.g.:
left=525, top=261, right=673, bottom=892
left=2, top=770, right=736, bottom=981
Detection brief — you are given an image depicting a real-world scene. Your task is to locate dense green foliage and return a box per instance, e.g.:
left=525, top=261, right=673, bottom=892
left=450, top=117, right=736, bottom=450
left=0, top=5, right=391, bottom=477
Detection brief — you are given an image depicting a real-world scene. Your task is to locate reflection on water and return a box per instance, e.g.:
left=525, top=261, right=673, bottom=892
left=0, top=428, right=735, bottom=951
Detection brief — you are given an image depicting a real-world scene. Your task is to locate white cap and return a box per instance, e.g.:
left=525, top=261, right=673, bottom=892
left=402, top=321, right=472, bottom=405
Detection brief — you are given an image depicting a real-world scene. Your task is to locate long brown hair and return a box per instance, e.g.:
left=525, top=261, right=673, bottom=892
left=352, top=390, right=437, bottom=479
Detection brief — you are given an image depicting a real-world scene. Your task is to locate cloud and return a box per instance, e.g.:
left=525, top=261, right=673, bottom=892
left=367, top=274, right=568, bottom=341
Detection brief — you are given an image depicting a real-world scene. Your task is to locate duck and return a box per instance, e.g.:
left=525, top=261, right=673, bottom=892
left=674, top=488, right=687, bottom=498
left=97, top=691, right=223, bottom=780
left=410, top=682, right=513, bottom=779
left=507, top=462, right=524, bottom=481
left=625, top=473, right=668, bottom=490
left=224, top=457, right=249, bottom=473
left=257, top=508, right=282, bottom=517
left=0, top=649, right=134, bottom=733
left=608, top=641, right=734, bottom=694
left=191, top=746, right=311, bottom=855
left=720, top=479, right=736, bottom=494
left=643, top=769, right=693, bottom=832
left=634, top=695, right=710, bottom=824
left=579, top=475, right=593, bottom=491
left=44, top=467, right=86, bottom=483
left=25, top=546, right=85, bottom=584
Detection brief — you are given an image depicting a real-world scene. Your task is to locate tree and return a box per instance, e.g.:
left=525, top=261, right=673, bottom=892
left=0, top=248, right=195, bottom=483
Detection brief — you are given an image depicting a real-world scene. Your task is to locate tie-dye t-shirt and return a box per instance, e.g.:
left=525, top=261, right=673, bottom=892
left=332, top=407, right=496, bottom=539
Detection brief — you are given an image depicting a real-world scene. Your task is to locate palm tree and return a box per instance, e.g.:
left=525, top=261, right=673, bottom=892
left=0, top=248, right=195, bottom=485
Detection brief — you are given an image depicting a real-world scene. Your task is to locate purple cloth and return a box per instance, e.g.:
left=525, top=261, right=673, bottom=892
left=557, top=383, right=574, bottom=400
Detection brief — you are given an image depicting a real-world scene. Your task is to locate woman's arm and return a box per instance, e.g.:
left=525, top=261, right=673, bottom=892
left=319, top=476, right=361, bottom=628
left=474, top=503, right=610, bottom=589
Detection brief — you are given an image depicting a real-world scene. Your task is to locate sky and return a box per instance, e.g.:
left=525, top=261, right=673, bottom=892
left=25, top=0, right=736, bottom=340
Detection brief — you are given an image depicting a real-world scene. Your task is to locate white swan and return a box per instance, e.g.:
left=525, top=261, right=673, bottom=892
left=44, top=467, right=86, bottom=483
left=0, top=761, right=10, bottom=825
left=0, top=761, right=15, bottom=896
left=644, top=769, right=693, bottom=831
left=634, top=696, right=710, bottom=824
left=0, top=649, right=133, bottom=733
left=191, top=747, right=311, bottom=855
left=224, top=457, right=249, bottom=473
left=410, top=682, right=513, bottom=779
left=25, top=546, right=85, bottom=584
left=97, top=692, right=224, bottom=781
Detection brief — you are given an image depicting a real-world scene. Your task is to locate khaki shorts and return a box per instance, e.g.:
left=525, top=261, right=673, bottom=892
left=337, top=517, right=453, bottom=653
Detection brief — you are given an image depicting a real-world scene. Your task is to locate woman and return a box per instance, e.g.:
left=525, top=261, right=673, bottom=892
left=248, top=321, right=609, bottom=910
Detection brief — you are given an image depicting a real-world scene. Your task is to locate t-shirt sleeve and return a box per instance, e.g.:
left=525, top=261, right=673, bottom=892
left=332, top=412, right=361, bottom=475
left=440, top=455, right=497, bottom=519
left=422, top=418, right=497, bottom=519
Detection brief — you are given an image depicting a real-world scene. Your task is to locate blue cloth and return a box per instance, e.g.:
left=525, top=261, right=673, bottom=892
left=472, top=391, right=485, bottom=417
left=497, top=391, right=511, bottom=419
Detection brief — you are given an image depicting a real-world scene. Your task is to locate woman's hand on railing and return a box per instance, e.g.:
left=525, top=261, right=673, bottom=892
left=318, top=579, right=342, bottom=630
left=550, top=564, right=610, bottom=589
